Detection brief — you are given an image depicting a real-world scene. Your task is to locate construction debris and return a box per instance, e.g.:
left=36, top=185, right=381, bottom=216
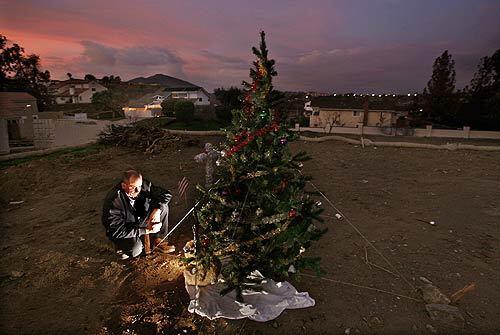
left=450, top=282, right=476, bottom=303
left=425, top=304, right=465, bottom=328
left=98, top=123, right=181, bottom=154
left=418, top=279, right=451, bottom=305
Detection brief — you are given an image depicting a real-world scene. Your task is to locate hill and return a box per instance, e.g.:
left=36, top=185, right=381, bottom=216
left=128, top=74, right=200, bottom=89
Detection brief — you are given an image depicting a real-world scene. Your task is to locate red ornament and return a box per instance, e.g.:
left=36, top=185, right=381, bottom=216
left=201, top=236, right=210, bottom=247
left=288, top=209, right=297, bottom=218
left=279, top=180, right=288, bottom=192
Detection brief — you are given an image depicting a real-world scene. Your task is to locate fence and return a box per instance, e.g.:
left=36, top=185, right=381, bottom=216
left=294, top=124, right=500, bottom=140
left=32, top=119, right=117, bottom=149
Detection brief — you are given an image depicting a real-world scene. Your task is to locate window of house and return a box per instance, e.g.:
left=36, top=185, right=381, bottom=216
left=312, top=111, right=320, bottom=116
left=92, top=88, right=96, bottom=91
left=79, top=96, right=82, bottom=101
left=198, top=98, right=202, bottom=102
left=352, top=111, right=360, bottom=117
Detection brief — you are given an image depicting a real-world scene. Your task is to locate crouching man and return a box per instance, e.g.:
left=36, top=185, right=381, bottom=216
left=102, top=169, right=175, bottom=259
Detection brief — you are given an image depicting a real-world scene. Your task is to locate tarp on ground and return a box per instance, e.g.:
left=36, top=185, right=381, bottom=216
left=185, top=270, right=315, bottom=322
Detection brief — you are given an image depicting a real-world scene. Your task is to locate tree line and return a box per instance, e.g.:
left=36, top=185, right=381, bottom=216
left=418, top=49, right=500, bottom=130
left=1, top=34, right=499, bottom=129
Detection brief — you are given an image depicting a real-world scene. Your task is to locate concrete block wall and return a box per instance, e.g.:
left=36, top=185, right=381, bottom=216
left=297, top=125, right=500, bottom=140
left=33, top=119, right=55, bottom=149
left=32, top=119, right=112, bottom=149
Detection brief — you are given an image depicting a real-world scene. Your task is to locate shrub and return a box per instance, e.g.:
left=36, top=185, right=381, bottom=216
left=174, top=100, right=195, bottom=123
left=161, top=99, right=176, bottom=117
left=298, top=115, right=309, bottom=127
left=214, top=106, right=233, bottom=123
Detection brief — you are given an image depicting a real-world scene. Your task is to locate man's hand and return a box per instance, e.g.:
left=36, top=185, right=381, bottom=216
left=148, top=208, right=161, bottom=224
left=146, top=222, right=162, bottom=234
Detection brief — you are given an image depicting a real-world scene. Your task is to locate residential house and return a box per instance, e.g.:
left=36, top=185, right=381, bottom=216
left=305, top=97, right=405, bottom=128
left=122, top=90, right=168, bottom=119
left=309, top=107, right=401, bottom=128
left=124, top=74, right=214, bottom=119
left=166, top=87, right=211, bottom=106
left=0, top=92, right=38, bottom=143
left=128, top=74, right=212, bottom=106
left=51, top=79, right=107, bottom=104
left=123, top=88, right=213, bottom=119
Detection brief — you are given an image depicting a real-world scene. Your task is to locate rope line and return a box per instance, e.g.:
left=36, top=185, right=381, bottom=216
left=308, top=181, right=418, bottom=294
left=299, top=273, right=421, bottom=302
left=152, top=180, right=221, bottom=252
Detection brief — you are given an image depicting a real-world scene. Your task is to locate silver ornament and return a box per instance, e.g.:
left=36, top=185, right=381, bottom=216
left=256, top=208, right=263, bottom=217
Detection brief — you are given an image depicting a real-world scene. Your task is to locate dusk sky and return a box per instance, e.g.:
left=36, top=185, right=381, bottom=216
left=1, top=0, right=499, bottom=93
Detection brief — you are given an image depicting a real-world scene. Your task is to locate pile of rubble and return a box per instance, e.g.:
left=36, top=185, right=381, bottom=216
left=98, top=123, right=182, bottom=154
left=418, top=277, right=476, bottom=332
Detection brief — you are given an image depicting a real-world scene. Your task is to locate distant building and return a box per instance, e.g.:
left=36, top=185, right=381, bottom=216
left=305, top=96, right=407, bottom=128
left=0, top=92, right=38, bottom=142
left=51, top=79, right=107, bottom=104
left=122, top=90, right=168, bottom=119
left=123, top=88, right=213, bottom=120
left=167, top=87, right=211, bottom=106
left=127, top=73, right=212, bottom=106
left=309, top=107, right=402, bottom=128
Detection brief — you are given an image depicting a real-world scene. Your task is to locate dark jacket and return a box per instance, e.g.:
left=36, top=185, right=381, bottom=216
left=102, top=179, right=172, bottom=240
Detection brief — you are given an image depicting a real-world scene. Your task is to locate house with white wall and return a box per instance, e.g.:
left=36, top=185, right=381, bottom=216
left=51, top=79, right=107, bottom=104
left=122, top=90, right=168, bottom=119
left=305, top=97, right=407, bottom=128
left=309, top=107, right=402, bottom=128
left=166, top=87, right=211, bottom=106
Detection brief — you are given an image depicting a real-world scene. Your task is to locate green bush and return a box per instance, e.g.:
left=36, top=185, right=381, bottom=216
left=214, top=106, right=233, bottom=123
left=174, top=100, right=195, bottom=123
left=161, top=99, right=176, bottom=117
left=298, top=115, right=309, bottom=127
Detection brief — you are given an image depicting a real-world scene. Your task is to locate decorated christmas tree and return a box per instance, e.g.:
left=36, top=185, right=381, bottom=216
left=190, top=32, right=324, bottom=299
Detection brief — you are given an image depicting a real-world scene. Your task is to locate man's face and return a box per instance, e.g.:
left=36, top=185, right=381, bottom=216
left=121, top=176, right=142, bottom=199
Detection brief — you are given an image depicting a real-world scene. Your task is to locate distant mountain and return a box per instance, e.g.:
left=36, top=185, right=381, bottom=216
left=128, top=74, right=199, bottom=89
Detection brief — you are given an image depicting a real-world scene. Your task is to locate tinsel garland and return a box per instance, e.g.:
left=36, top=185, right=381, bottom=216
left=225, top=121, right=280, bottom=157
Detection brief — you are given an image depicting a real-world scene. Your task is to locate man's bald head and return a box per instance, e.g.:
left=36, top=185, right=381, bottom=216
left=121, top=169, right=143, bottom=198
left=122, top=169, right=142, bottom=183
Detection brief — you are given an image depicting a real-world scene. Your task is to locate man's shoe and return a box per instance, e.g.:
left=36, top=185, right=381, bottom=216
left=116, top=250, right=130, bottom=260
left=153, top=238, right=175, bottom=253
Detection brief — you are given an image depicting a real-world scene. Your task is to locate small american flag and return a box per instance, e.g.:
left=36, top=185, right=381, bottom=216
left=177, top=177, right=189, bottom=205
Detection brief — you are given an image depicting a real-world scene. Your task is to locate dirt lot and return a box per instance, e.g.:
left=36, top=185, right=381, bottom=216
left=1, top=137, right=499, bottom=334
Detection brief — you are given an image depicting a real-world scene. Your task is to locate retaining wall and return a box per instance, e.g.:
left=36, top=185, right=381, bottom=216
left=295, top=124, right=500, bottom=140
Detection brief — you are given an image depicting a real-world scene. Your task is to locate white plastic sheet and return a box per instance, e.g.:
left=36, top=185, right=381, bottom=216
left=185, top=270, right=315, bottom=321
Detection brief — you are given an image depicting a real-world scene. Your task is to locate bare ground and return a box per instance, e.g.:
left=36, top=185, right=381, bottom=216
left=1, top=137, right=499, bottom=335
